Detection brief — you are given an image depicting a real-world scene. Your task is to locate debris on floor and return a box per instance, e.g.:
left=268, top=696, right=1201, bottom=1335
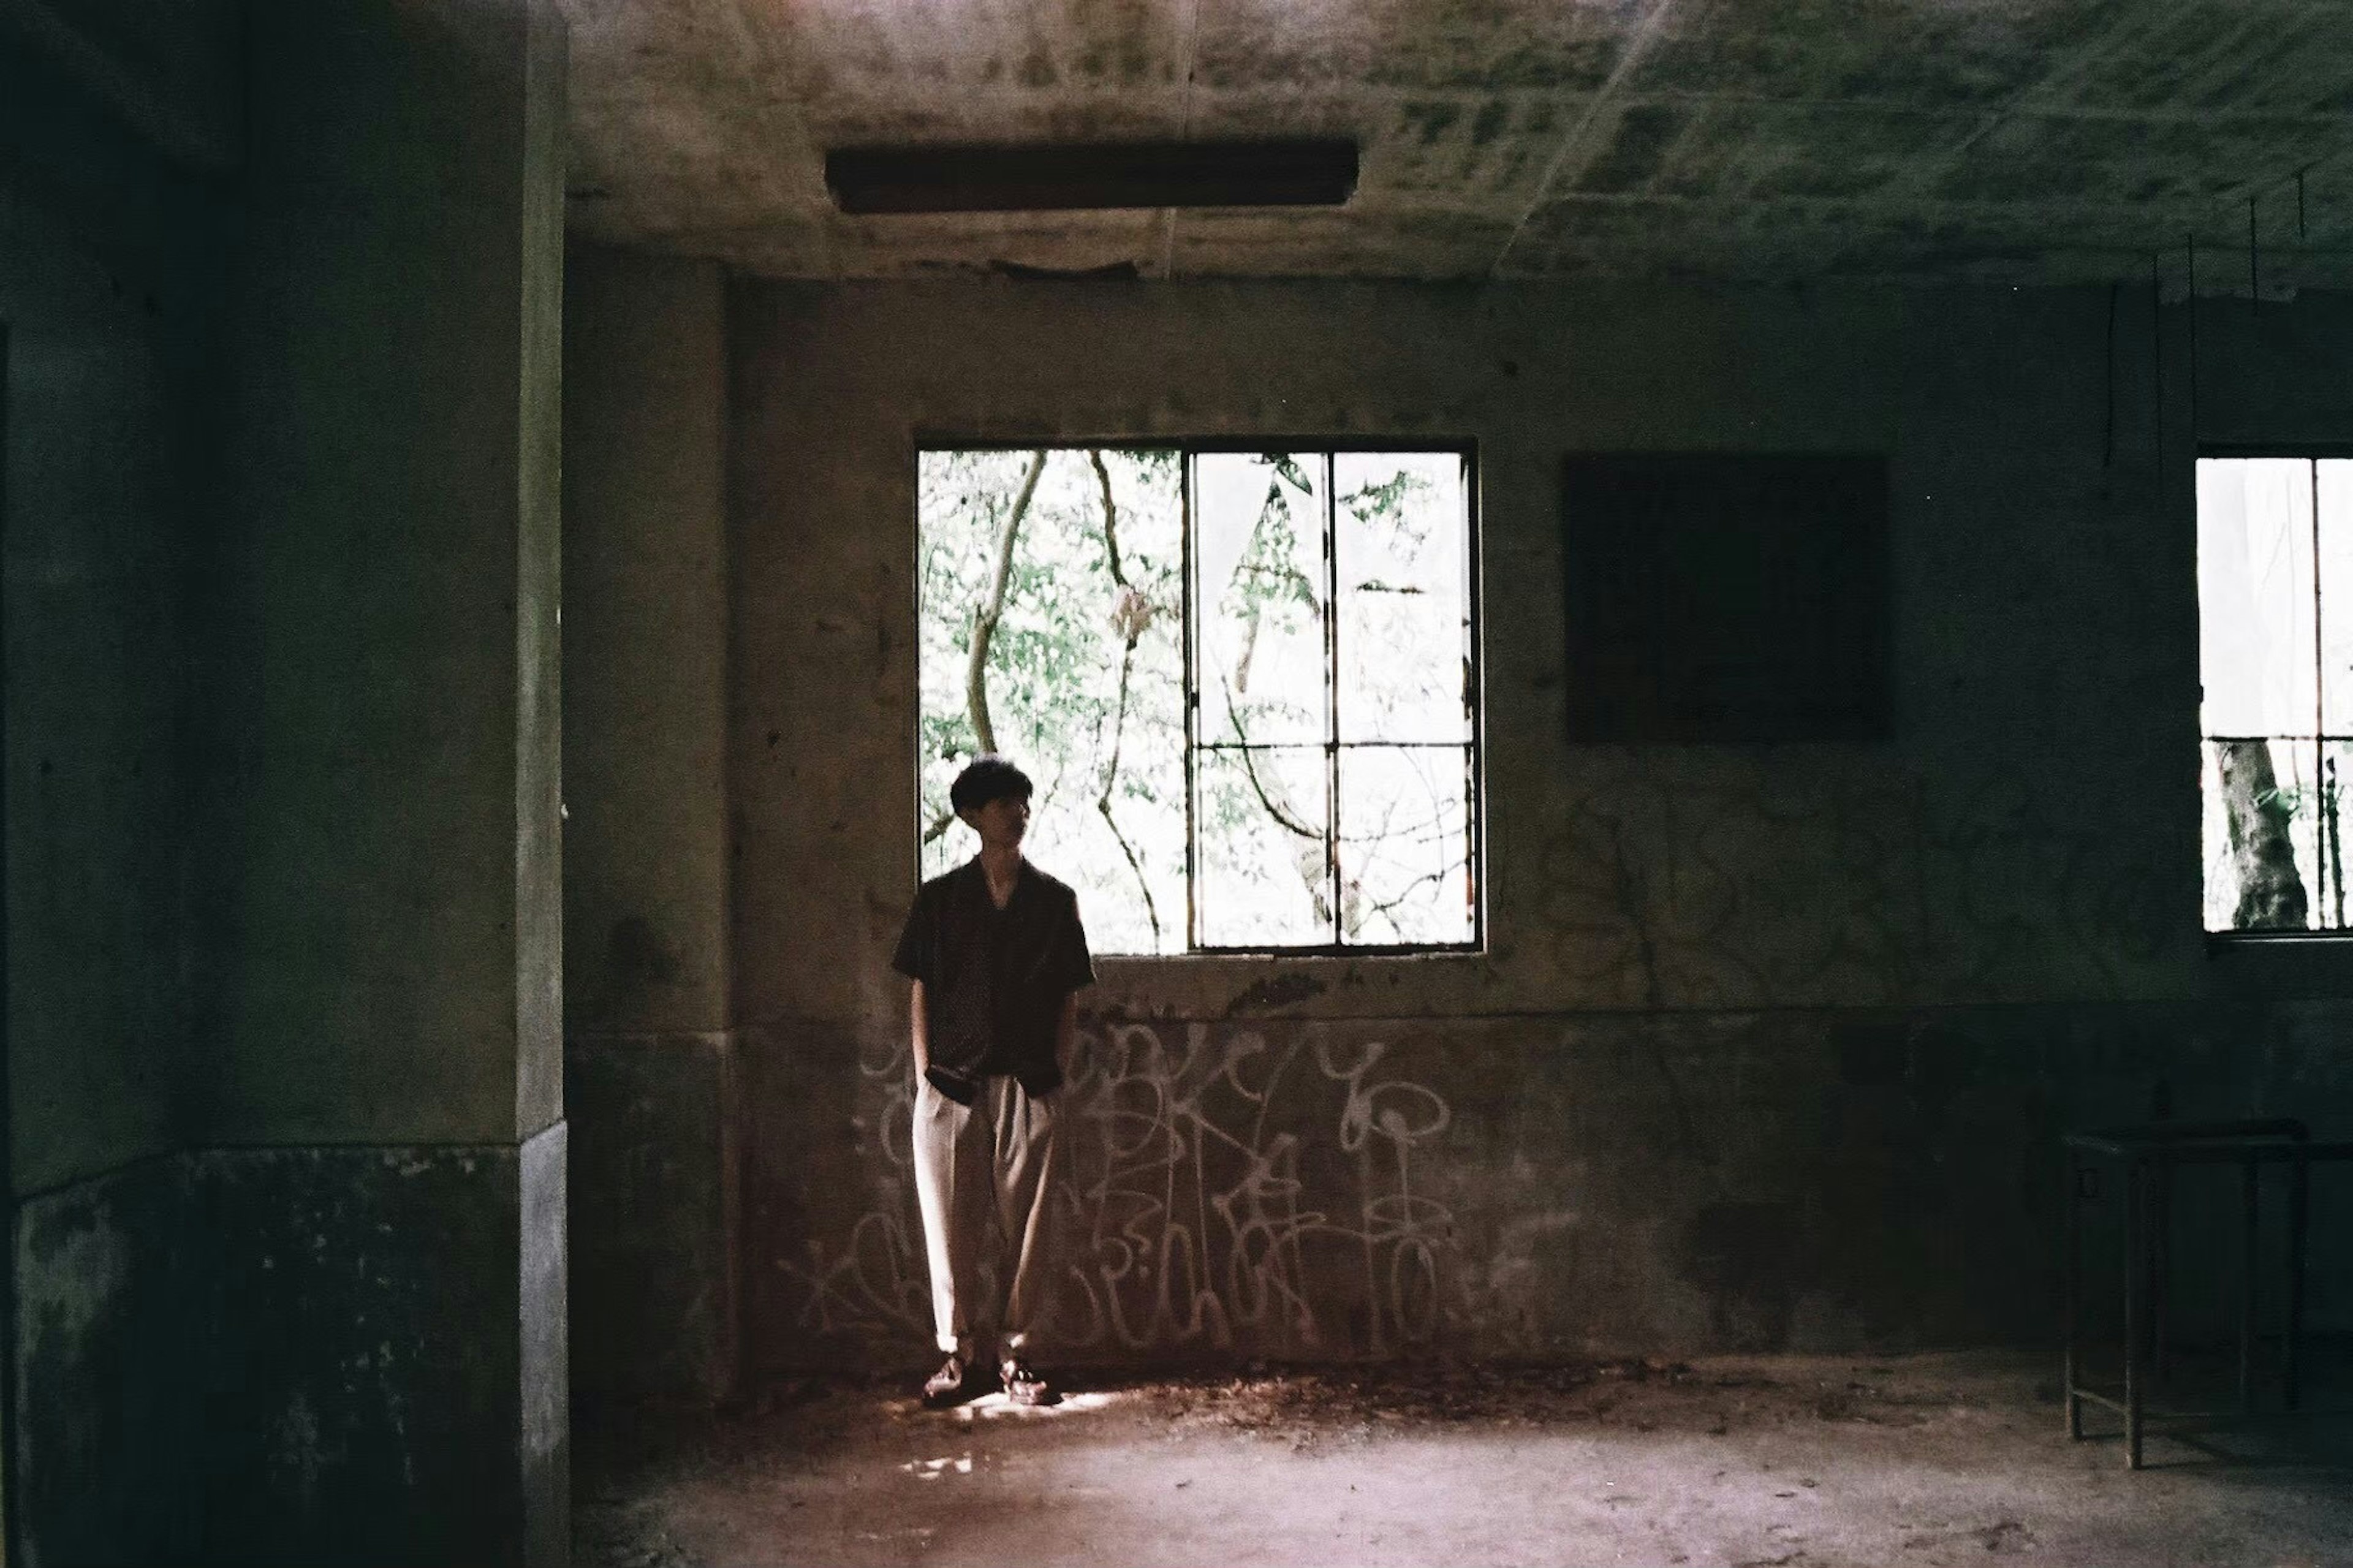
left=577, top=1349, right=2353, bottom=1568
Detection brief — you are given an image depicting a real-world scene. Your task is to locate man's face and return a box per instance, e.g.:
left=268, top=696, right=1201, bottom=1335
left=963, top=792, right=1029, bottom=850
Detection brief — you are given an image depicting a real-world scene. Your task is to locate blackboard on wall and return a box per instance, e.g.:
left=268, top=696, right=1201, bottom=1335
left=1561, top=453, right=1891, bottom=743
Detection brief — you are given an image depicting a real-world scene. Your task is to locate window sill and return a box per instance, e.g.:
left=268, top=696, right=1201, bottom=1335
left=2205, top=930, right=2353, bottom=944
left=2204, top=930, right=2353, bottom=1000
left=1096, top=950, right=1483, bottom=970
left=1089, top=949, right=1491, bottom=1018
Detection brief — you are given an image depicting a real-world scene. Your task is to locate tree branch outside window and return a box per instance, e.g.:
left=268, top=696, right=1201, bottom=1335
left=918, top=445, right=1479, bottom=954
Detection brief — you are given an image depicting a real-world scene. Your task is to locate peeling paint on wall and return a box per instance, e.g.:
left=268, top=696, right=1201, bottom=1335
left=17, top=1205, right=130, bottom=1377
left=12, top=1141, right=563, bottom=1562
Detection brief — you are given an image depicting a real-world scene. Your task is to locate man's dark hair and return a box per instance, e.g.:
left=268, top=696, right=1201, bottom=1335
left=950, top=754, right=1033, bottom=815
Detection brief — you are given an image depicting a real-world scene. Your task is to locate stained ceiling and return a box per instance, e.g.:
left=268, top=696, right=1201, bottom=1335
left=560, top=0, right=2353, bottom=287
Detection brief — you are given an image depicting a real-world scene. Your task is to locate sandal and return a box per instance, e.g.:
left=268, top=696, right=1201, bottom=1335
left=923, top=1354, right=978, bottom=1407
left=999, top=1356, right=1054, bottom=1407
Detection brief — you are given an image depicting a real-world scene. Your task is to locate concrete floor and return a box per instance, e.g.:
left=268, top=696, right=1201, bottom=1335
left=577, top=1350, right=2353, bottom=1567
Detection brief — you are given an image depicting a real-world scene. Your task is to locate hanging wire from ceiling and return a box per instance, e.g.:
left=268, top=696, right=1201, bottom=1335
left=2151, top=251, right=2164, bottom=496
left=2249, top=196, right=2260, bottom=315
left=2104, top=278, right=2120, bottom=468
left=2147, top=151, right=2346, bottom=474
left=2186, top=231, right=2199, bottom=442
left=2165, top=150, right=2343, bottom=303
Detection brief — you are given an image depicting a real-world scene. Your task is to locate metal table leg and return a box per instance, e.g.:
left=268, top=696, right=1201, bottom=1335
left=2239, top=1155, right=2259, bottom=1412
left=2064, top=1146, right=2082, bottom=1440
left=2125, top=1154, right=2148, bottom=1470
left=2152, top=1154, right=2173, bottom=1387
left=2287, top=1146, right=2309, bottom=1412
left=2061, top=1120, right=2339, bottom=1469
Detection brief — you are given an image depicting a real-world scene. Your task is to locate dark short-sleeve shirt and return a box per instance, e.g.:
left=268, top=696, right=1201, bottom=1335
left=892, top=858, right=1095, bottom=1100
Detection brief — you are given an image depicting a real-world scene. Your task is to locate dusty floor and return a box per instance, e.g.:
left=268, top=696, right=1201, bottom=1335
left=576, top=1350, right=2353, bottom=1567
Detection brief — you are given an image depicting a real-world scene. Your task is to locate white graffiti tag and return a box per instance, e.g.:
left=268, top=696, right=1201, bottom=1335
left=776, top=1020, right=1458, bottom=1358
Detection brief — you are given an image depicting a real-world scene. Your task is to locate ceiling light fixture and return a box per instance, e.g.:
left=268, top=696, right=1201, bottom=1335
left=824, top=139, right=1358, bottom=214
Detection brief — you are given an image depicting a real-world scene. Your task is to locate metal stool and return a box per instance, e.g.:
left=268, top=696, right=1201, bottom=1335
left=2062, top=1119, right=2351, bottom=1468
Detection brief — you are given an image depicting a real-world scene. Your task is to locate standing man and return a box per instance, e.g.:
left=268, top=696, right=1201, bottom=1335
left=892, top=755, right=1095, bottom=1406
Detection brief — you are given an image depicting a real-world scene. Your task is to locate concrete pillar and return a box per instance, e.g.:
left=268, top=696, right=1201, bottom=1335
left=560, top=246, right=737, bottom=1402
left=200, top=1, right=568, bottom=1559
left=1, top=23, right=231, bottom=1558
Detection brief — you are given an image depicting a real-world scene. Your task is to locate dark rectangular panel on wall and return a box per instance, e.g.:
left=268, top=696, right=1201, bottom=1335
left=1561, top=453, right=1891, bottom=743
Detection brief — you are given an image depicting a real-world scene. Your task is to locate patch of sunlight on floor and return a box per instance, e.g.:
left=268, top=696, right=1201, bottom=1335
left=950, top=1388, right=1125, bottom=1422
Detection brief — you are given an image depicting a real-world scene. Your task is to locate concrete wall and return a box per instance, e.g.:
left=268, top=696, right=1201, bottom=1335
left=189, top=0, right=570, bottom=1556
left=4, top=2, right=574, bottom=1561
left=562, top=247, right=730, bottom=1040
left=0, top=29, right=216, bottom=1204
left=207, top=0, right=565, bottom=1149
left=0, top=0, right=243, bottom=173
left=20, top=1140, right=560, bottom=1563
left=561, top=245, right=740, bottom=1402
left=0, top=25, right=227, bottom=1558
left=727, top=278, right=2353, bottom=1372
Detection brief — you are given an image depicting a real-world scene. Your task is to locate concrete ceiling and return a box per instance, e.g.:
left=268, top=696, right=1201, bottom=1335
left=561, top=0, right=2353, bottom=288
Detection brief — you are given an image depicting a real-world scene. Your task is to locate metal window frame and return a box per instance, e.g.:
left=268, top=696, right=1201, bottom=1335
left=914, top=437, right=1484, bottom=957
left=1183, top=443, right=1483, bottom=956
left=2197, top=449, right=2353, bottom=941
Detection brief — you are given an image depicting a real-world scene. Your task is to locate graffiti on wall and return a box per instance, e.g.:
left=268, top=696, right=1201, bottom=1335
left=1529, top=754, right=2185, bottom=1011
left=765, top=747, right=2192, bottom=1365
left=776, top=1020, right=1458, bottom=1358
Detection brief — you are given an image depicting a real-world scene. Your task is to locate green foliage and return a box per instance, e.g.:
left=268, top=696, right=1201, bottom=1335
left=919, top=449, right=1186, bottom=952
left=2259, top=784, right=2306, bottom=822
left=919, top=447, right=1474, bottom=952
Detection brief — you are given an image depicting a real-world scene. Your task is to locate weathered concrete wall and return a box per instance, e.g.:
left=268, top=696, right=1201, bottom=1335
left=562, top=246, right=730, bottom=1039
left=0, top=0, right=242, bottom=174
left=16, top=1137, right=565, bottom=1566
left=561, top=246, right=739, bottom=1401
left=6, top=5, right=574, bottom=1559
left=730, top=278, right=2353, bottom=1372
left=566, top=1033, right=737, bottom=1399
left=12, top=1156, right=203, bottom=1562
left=757, top=1004, right=2353, bottom=1366
left=0, top=26, right=219, bottom=1204
left=194, top=1129, right=569, bottom=1566
left=2, top=1, right=570, bottom=1560
left=1, top=28, right=227, bottom=1559
left=205, top=0, right=565, bottom=1149
left=183, top=0, right=572, bottom=1555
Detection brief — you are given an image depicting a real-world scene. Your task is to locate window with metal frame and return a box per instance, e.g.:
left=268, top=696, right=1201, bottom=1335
left=916, top=444, right=1481, bottom=955
left=2197, top=454, right=2353, bottom=934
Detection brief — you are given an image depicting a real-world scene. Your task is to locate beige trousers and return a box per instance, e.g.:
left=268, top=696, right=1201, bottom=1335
left=912, top=1072, right=1060, bottom=1358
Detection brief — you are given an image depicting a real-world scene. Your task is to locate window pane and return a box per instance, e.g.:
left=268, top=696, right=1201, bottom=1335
left=1195, top=745, right=1330, bottom=947
left=2197, top=458, right=2316, bottom=740
left=918, top=448, right=1188, bottom=953
left=2318, top=739, right=2353, bottom=931
left=1335, top=453, right=1471, bottom=744
left=1338, top=746, right=1473, bottom=945
left=2200, top=735, right=2348, bottom=933
left=1195, top=452, right=1328, bottom=748
left=2319, top=461, right=2353, bottom=733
